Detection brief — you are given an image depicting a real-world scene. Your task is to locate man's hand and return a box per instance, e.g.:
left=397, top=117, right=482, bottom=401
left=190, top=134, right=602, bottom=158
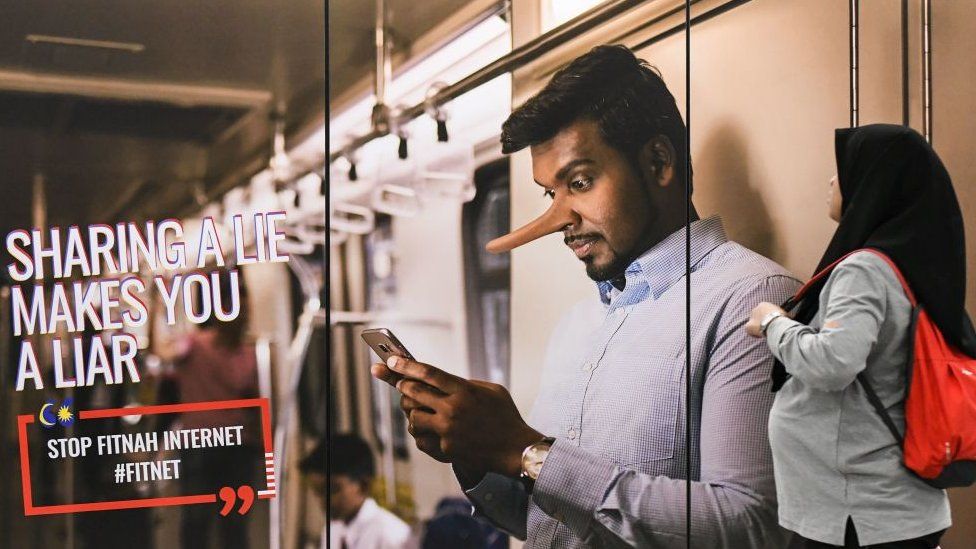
left=371, top=359, right=449, bottom=462
left=746, top=301, right=787, bottom=337
left=371, top=357, right=543, bottom=478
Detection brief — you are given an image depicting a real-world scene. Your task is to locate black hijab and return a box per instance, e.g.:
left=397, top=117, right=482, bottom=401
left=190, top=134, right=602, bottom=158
left=773, top=124, right=976, bottom=390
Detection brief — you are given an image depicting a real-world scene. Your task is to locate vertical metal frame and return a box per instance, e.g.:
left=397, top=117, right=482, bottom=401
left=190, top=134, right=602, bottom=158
left=683, top=0, right=692, bottom=547
left=921, top=0, right=932, bottom=142
left=850, top=0, right=859, bottom=127
left=375, top=0, right=392, bottom=107
left=901, top=0, right=910, bottom=126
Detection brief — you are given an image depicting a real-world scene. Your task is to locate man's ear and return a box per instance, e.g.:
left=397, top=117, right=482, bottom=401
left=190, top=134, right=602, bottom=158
left=637, top=135, right=676, bottom=188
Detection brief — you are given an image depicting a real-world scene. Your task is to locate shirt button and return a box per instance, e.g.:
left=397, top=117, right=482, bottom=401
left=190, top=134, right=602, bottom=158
left=484, top=493, right=494, bottom=502
left=582, top=362, right=594, bottom=372
left=567, top=427, right=577, bottom=440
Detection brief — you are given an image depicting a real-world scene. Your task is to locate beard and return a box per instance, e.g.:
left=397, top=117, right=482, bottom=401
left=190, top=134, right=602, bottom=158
left=583, top=251, right=632, bottom=282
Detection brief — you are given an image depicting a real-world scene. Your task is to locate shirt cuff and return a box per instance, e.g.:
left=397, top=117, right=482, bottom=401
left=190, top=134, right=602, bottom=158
left=531, top=438, right=617, bottom=538
left=462, top=469, right=528, bottom=540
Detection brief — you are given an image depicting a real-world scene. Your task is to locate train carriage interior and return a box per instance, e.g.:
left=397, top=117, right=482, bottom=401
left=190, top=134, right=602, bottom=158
left=329, top=1, right=976, bottom=548
left=0, top=1, right=974, bottom=548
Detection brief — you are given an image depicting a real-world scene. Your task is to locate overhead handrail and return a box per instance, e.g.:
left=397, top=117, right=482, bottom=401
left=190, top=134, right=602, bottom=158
left=330, top=310, right=453, bottom=329
left=329, top=0, right=643, bottom=163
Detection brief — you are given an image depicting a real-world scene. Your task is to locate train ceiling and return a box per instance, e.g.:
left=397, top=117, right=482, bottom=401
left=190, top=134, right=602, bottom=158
left=0, top=0, right=324, bottom=239
left=328, top=0, right=490, bottom=108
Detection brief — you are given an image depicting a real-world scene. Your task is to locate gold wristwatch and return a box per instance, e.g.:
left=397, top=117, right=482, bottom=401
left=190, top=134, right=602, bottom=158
left=519, top=436, right=555, bottom=492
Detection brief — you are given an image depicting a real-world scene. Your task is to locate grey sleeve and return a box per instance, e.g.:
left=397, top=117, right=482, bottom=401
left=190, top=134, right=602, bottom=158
left=530, top=275, right=798, bottom=548
left=766, top=255, right=888, bottom=391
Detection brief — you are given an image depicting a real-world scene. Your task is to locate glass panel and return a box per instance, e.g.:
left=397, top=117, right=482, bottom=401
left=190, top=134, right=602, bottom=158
left=541, top=0, right=607, bottom=32
left=681, top=0, right=976, bottom=545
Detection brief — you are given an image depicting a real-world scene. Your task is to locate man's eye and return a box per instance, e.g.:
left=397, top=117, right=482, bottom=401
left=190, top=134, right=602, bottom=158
left=570, top=177, right=592, bottom=192
left=543, top=189, right=555, bottom=200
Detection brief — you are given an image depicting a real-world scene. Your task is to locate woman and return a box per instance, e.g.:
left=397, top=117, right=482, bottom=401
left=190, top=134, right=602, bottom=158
left=172, top=270, right=262, bottom=549
left=746, top=124, right=976, bottom=548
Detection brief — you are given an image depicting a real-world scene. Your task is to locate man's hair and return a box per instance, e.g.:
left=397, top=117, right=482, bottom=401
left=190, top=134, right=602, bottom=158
left=501, top=44, right=688, bottom=186
left=311, top=434, right=375, bottom=483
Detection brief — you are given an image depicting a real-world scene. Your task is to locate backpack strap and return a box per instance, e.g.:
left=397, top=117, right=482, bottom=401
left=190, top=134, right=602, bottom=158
left=858, top=248, right=919, bottom=307
left=856, top=373, right=905, bottom=444
left=784, top=249, right=870, bottom=310
left=787, top=248, right=917, bottom=308
left=852, top=248, right=919, bottom=446
left=791, top=248, right=917, bottom=446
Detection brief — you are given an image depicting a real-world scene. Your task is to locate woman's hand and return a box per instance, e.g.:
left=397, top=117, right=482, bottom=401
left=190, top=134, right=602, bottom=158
left=746, top=302, right=787, bottom=338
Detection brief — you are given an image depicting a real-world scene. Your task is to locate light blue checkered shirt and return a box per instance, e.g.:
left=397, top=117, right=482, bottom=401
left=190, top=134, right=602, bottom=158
left=463, top=216, right=801, bottom=548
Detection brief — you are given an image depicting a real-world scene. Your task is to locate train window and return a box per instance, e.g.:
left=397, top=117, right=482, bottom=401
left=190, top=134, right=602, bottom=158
left=542, top=0, right=607, bottom=31
left=462, top=158, right=511, bottom=385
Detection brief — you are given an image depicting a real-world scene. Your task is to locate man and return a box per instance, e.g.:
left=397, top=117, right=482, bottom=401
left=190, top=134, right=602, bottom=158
left=372, top=45, right=799, bottom=548
left=321, top=434, right=411, bottom=549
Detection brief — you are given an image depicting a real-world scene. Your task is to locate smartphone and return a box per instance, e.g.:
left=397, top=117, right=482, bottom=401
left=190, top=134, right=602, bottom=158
left=361, top=328, right=415, bottom=367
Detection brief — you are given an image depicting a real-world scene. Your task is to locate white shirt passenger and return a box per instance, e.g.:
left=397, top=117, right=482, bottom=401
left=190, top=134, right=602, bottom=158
left=327, top=497, right=411, bottom=549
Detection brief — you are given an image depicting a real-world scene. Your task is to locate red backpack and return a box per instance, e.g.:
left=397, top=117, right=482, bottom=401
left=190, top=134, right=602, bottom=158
left=788, top=248, right=976, bottom=488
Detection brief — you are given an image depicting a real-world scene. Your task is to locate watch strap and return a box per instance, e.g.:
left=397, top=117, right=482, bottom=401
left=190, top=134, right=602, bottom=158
left=760, top=311, right=785, bottom=335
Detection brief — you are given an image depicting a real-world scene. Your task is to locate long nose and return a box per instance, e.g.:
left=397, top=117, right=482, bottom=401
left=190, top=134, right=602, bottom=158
left=485, top=198, right=576, bottom=253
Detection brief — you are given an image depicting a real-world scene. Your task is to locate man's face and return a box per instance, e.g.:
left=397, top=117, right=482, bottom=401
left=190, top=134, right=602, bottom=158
left=307, top=471, right=326, bottom=509
left=531, top=120, right=660, bottom=281
left=328, top=474, right=366, bottom=521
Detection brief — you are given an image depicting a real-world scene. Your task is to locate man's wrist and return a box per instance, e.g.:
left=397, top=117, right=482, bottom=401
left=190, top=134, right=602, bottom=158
left=454, top=463, right=488, bottom=490
left=503, top=427, right=545, bottom=478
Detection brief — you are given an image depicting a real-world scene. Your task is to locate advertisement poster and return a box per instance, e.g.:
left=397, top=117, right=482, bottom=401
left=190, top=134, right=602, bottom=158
left=4, top=1, right=976, bottom=549
left=1, top=1, right=327, bottom=548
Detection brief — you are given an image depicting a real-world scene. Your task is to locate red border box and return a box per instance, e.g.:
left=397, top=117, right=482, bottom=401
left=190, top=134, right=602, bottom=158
left=18, top=398, right=275, bottom=516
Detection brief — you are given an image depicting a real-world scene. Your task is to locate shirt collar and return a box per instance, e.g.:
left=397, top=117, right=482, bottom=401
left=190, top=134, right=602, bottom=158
left=332, top=497, right=380, bottom=539
left=596, top=215, right=728, bottom=304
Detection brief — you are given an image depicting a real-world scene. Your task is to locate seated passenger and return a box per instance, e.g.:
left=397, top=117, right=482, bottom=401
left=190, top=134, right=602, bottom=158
left=325, top=434, right=412, bottom=549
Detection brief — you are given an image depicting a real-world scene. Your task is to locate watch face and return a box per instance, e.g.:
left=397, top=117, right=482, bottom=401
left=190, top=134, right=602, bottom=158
left=522, top=442, right=550, bottom=480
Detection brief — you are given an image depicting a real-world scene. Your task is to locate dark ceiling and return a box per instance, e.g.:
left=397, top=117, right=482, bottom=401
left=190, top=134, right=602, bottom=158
left=0, top=0, right=325, bottom=238
left=0, top=92, right=248, bottom=142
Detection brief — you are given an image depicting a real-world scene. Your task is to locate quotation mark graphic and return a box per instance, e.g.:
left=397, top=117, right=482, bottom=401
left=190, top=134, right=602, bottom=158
left=218, top=485, right=255, bottom=516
